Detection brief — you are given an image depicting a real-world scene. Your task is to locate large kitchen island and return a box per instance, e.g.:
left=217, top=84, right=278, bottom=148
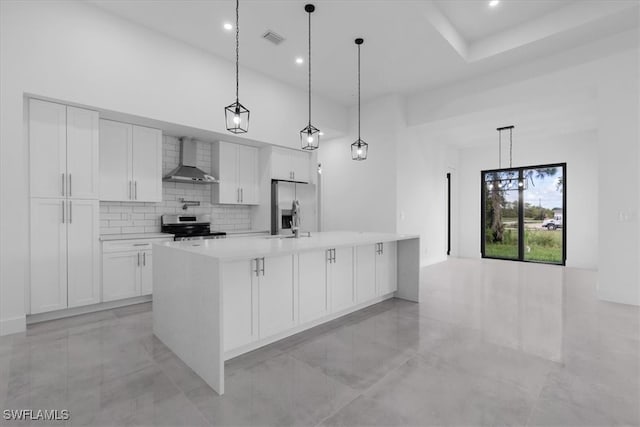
left=152, top=231, right=420, bottom=395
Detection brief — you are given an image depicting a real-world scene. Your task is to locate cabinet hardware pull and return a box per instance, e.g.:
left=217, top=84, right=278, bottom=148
left=68, top=174, right=72, bottom=197
left=129, top=181, right=132, bottom=200
left=133, top=243, right=148, bottom=247
left=68, top=201, right=72, bottom=224
left=332, top=249, right=336, bottom=263
left=143, top=252, right=146, bottom=266
left=261, top=257, right=265, bottom=276
left=253, top=258, right=259, bottom=277
left=61, top=200, right=65, bottom=223
left=241, top=188, right=243, bottom=203
left=135, top=181, right=138, bottom=200
left=380, top=243, right=383, bottom=255
left=327, top=249, right=332, bottom=263
left=137, top=252, right=140, bottom=266
left=237, top=188, right=240, bottom=203
left=61, top=173, right=65, bottom=196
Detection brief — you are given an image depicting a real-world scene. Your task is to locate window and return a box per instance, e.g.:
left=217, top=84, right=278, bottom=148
left=481, top=163, right=565, bottom=265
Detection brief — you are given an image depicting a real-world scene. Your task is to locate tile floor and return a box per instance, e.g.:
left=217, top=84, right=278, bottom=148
left=1, top=258, right=638, bottom=426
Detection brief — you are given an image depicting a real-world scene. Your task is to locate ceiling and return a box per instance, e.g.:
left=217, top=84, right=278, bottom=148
left=89, top=0, right=639, bottom=107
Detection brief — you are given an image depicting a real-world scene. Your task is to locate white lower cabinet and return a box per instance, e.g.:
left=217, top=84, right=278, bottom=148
left=102, top=239, right=170, bottom=302
left=330, top=247, right=354, bottom=312
left=375, top=241, right=398, bottom=295
left=355, top=242, right=398, bottom=303
left=30, top=198, right=99, bottom=314
left=355, top=245, right=377, bottom=303
left=102, top=252, right=139, bottom=301
left=258, top=255, right=295, bottom=338
left=298, top=250, right=329, bottom=324
left=222, top=259, right=257, bottom=351
left=222, top=255, right=294, bottom=352
left=222, top=243, right=395, bottom=354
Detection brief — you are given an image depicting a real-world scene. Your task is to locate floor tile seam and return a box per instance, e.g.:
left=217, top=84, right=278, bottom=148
left=147, top=355, right=214, bottom=427
left=311, top=352, right=421, bottom=427
left=414, top=349, right=556, bottom=400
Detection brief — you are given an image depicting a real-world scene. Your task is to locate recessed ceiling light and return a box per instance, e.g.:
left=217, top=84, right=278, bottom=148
left=223, top=22, right=233, bottom=31
left=295, top=57, right=304, bottom=65
left=489, top=0, right=500, bottom=7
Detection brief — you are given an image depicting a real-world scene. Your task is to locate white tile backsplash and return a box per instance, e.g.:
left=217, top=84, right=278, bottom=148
left=100, top=135, right=252, bottom=235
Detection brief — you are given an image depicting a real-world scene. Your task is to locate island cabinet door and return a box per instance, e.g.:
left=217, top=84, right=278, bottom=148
left=222, top=259, right=258, bottom=352
left=355, top=245, right=377, bottom=303
left=258, top=254, right=295, bottom=339
left=298, top=250, right=328, bottom=324
left=376, top=241, right=398, bottom=295
left=330, top=247, right=354, bottom=312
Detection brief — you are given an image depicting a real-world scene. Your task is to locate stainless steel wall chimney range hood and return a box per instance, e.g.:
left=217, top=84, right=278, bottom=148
left=163, top=138, right=218, bottom=184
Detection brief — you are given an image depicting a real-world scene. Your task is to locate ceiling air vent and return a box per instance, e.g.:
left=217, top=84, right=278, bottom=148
left=262, top=30, right=285, bottom=45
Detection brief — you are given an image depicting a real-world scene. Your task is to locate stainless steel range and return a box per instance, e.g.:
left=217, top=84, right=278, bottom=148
left=161, top=214, right=226, bottom=241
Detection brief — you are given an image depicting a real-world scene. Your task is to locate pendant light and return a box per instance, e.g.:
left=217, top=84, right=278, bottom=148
left=495, top=125, right=525, bottom=189
left=351, top=38, right=368, bottom=161
left=224, top=0, right=249, bottom=133
left=300, top=4, right=320, bottom=150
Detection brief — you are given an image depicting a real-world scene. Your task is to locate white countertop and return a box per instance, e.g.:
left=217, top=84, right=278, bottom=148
left=100, top=232, right=174, bottom=241
left=156, top=231, right=418, bottom=260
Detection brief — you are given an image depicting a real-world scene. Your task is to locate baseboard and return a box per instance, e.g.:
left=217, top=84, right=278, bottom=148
left=27, top=295, right=152, bottom=325
left=0, top=315, right=27, bottom=336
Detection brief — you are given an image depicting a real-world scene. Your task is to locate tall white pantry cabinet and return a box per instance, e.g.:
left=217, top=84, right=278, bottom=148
left=29, top=99, right=100, bottom=314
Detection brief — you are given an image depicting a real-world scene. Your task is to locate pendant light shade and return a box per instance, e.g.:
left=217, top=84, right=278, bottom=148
left=225, top=0, right=250, bottom=134
left=300, top=4, right=320, bottom=150
left=351, top=38, right=368, bottom=161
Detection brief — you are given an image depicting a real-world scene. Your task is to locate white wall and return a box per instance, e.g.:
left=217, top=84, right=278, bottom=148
left=0, top=1, right=347, bottom=335
left=319, top=95, right=400, bottom=234
left=406, top=34, right=638, bottom=305
left=456, top=132, right=598, bottom=269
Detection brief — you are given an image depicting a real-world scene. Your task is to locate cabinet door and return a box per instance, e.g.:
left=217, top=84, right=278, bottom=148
left=271, top=148, right=291, bottom=181
left=66, top=107, right=99, bottom=199
left=258, top=255, right=295, bottom=338
left=99, top=120, right=133, bottom=201
left=331, top=247, right=354, bottom=312
left=30, top=198, right=67, bottom=314
left=140, top=250, right=153, bottom=295
left=222, top=259, right=257, bottom=351
left=298, top=250, right=328, bottom=324
left=29, top=99, right=67, bottom=198
left=238, top=145, right=259, bottom=205
left=217, top=142, right=240, bottom=204
left=291, top=150, right=310, bottom=183
left=67, top=199, right=100, bottom=308
left=356, top=244, right=376, bottom=303
left=132, top=125, right=162, bottom=202
left=376, top=241, right=398, bottom=295
left=103, top=252, right=140, bottom=302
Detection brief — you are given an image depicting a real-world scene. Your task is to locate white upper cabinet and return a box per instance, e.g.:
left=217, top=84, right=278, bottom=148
left=66, top=106, right=99, bottom=199
left=212, top=141, right=260, bottom=205
left=271, top=147, right=310, bottom=183
left=132, top=125, right=162, bottom=202
left=99, top=119, right=162, bottom=202
left=29, top=99, right=99, bottom=199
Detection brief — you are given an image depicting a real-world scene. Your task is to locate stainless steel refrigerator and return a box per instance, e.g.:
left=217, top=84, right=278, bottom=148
left=270, top=180, right=317, bottom=235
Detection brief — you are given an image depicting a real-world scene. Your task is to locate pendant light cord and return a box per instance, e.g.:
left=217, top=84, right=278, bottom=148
left=509, top=127, right=513, bottom=168
left=357, top=43, right=361, bottom=141
left=308, top=9, right=312, bottom=127
left=235, top=0, right=239, bottom=103
left=498, top=129, right=502, bottom=168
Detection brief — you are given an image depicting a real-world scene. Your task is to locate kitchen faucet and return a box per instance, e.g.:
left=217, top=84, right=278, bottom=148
left=291, top=200, right=301, bottom=238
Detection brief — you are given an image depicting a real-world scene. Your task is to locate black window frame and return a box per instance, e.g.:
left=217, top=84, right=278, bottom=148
left=480, top=162, right=566, bottom=266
